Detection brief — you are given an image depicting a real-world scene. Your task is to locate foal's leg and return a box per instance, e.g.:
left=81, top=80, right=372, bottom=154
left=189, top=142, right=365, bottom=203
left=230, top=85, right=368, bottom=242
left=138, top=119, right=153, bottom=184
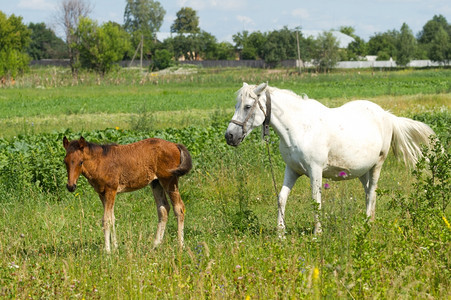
left=99, top=189, right=118, bottom=253
left=360, top=162, right=384, bottom=221
left=151, top=180, right=170, bottom=248
left=161, top=177, right=185, bottom=249
left=277, top=166, right=300, bottom=237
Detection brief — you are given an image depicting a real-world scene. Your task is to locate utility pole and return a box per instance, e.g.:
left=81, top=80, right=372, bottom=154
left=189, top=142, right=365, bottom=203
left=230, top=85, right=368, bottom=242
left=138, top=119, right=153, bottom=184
left=140, top=34, right=143, bottom=69
left=296, top=30, right=302, bottom=74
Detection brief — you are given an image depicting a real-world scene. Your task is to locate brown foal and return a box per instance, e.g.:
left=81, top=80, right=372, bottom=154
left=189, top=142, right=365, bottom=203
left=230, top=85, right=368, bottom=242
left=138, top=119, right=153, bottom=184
left=63, top=136, right=192, bottom=253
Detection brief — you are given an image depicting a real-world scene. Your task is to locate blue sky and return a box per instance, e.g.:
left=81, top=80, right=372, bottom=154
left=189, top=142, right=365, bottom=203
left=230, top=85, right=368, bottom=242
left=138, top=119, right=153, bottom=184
left=1, top=0, right=450, bottom=42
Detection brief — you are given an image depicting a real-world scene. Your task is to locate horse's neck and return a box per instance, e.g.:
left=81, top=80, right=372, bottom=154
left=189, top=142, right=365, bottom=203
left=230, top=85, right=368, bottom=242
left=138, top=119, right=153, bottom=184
left=82, top=148, right=110, bottom=179
left=269, top=92, right=322, bottom=148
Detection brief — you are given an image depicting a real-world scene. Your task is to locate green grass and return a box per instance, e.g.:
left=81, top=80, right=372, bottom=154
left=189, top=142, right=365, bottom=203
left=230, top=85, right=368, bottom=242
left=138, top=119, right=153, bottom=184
left=1, top=67, right=450, bottom=138
left=0, top=67, right=450, bottom=298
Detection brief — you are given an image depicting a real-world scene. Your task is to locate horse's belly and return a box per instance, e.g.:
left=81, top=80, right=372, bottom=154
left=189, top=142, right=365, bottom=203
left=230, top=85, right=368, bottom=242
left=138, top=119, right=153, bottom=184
left=117, top=171, right=156, bottom=193
left=323, top=147, right=382, bottom=180
left=281, top=141, right=382, bottom=180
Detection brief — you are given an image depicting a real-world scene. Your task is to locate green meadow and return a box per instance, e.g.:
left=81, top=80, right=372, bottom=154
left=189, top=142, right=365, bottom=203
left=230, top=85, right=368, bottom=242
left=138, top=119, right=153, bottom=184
left=0, top=67, right=450, bottom=299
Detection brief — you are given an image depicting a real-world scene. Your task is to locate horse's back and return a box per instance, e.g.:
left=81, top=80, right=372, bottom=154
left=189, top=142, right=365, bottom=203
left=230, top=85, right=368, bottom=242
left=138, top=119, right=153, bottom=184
left=321, top=100, right=393, bottom=178
left=112, top=138, right=185, bottom=191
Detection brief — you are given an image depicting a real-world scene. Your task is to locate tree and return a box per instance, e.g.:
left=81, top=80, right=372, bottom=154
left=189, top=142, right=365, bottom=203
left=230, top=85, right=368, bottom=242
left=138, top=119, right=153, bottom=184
left=346, top=36, right=367, bottom=60
left=261, top=27, right=297, bottom=66
left=54, top=0, right=92, bottom=76
left=418, top=15, right=451, bottom=63
left=429, top=26, right=451, bottom=64
left=313, top=31, right=340, bottom=71
left=75, top=18, right=131, bottom=75
left=418, top=15, right=450, bottom=45
left=27, top=22, right=67, bottom=60
left=339, top=26, right=357, bottom=38
left=339, top=26, right=367, bottom=60
left=233, top=30, right=267, bottom=60
left=0, top=11, right=30, bottom=79
left=215, top=42, right=235, bottom=60
left=368, top=31, right=398, bottom=60
left=171, top=7, right=199, bottom=34
left=124, top=0, right=165, bottom=67
left=396, top=23, right=417, bottom=66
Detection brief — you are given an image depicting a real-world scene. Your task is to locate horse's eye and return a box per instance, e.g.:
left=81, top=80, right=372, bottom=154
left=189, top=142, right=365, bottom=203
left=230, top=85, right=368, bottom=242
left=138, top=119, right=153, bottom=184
left=79, top=161, right=83, bottom=166
left=244, top=105, right=251, bottom=110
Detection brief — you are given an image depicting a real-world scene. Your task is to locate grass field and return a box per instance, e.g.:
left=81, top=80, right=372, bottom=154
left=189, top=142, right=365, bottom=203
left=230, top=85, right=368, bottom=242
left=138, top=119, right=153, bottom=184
left=0, top=67, right=450, bottom=299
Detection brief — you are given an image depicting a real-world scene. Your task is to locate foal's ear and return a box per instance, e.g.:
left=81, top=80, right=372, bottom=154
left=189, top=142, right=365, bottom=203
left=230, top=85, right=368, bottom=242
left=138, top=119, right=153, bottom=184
left=79, top=136, right=87, bottom=150
left=254, top=82, right=267, bottom=95
left=63, top=136, right=69, bottom=150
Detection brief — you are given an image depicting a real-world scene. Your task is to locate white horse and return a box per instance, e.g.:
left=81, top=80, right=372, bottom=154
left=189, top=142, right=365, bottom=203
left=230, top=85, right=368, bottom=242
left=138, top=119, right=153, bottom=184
left=225, top=83, right=435, bottom=234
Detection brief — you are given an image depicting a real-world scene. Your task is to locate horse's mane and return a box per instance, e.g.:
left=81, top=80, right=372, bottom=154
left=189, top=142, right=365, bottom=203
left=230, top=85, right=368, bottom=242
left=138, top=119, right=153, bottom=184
left=88, top=142, right=118, bottom=156
left=67, top=140, right=117, bottom=156
left=237, top=84, right=308, bottom=101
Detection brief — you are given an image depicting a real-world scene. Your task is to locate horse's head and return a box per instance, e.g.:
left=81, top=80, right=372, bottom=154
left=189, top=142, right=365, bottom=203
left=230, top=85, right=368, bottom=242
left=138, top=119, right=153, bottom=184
left=225, top=82, right=270, bottom=146
left=63, top=136, right=87, bottom=192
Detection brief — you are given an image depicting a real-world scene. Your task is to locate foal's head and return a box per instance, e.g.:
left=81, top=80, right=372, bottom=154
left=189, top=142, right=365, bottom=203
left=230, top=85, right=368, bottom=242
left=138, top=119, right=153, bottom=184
left=63, top=136, right=88, bottom=193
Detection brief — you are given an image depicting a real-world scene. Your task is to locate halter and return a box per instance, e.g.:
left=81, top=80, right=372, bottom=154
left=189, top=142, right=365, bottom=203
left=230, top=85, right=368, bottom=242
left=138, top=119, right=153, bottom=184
left=230, top=89, right=272, bottom=137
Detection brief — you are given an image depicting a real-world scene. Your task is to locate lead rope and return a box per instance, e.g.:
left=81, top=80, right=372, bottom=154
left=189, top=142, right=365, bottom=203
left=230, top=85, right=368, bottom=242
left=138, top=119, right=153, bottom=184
left=265, top=137, right=279, bottom=198
left=264, top=129, right=285, bottom=230
left=263, top=90, right=279, bottom=199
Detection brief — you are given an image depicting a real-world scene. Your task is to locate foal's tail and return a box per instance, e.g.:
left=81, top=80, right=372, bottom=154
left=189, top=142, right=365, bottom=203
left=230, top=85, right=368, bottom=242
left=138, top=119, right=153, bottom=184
left=389, top=114, right=435, bottom=167
left=171, top=144, right=193, bottom=177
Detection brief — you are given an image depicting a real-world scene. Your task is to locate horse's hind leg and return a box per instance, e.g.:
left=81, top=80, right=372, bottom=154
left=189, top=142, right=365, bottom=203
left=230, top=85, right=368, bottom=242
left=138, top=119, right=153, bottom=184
left=359, top=162, right=384, bottom=221
left=151, top=180, right=170, bottom=248
left=160, top=177, right=185, bottom=249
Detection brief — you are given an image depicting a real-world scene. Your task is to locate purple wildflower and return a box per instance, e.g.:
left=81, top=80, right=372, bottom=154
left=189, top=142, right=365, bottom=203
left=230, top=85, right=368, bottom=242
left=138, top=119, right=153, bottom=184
left=324, top=183, right=330, bottom=189
left=339, top=171, right=347, bottom=178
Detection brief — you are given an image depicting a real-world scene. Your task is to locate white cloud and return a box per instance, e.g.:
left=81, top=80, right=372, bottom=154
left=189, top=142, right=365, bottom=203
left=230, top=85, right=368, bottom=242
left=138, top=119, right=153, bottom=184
left=236, top=15, right=254, bottom=26
left=177, top=0, right=245, bottom=11
left=18, top=0, right=54, bottom=11
left=291, top=8, right=309, bottom=20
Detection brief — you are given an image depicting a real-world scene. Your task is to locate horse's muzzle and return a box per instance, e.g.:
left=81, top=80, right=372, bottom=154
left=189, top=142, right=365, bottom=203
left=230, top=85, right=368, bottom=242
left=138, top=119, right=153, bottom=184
left=66, top=184, right=77, bottom=193
left=225, top=131, right=241, bottom=146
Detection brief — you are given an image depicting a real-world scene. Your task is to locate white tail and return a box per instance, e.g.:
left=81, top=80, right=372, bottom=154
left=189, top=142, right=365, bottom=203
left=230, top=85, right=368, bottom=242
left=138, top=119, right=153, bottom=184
left=390, top=115, right=435, bottom=166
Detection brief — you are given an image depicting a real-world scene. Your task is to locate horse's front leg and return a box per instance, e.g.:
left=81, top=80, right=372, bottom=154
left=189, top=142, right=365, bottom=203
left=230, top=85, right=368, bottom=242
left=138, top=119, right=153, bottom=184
left=99, top=189, right=118, bottom=253
left=277, top=166, right=300, bottom=237
left=309, top=167, right=323, bottom=234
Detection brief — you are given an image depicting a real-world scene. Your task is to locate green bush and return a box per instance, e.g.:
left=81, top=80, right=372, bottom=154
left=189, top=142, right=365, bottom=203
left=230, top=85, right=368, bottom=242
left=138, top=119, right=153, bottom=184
left=151, top=49, right=174, bottom=71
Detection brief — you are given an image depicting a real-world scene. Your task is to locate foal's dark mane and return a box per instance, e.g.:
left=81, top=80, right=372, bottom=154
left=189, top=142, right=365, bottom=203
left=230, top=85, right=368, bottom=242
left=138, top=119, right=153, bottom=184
left=67, top=140, right=117, bottom=156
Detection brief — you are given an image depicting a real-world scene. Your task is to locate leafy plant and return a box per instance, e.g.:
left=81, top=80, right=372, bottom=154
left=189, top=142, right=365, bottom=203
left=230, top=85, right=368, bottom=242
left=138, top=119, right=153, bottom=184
left=151, top=49, right=174, bottom=70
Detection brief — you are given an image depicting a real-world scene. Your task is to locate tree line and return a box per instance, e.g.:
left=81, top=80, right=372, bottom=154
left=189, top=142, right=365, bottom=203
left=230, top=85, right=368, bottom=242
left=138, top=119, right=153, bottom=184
left=0, top=0, right=450, bottom=79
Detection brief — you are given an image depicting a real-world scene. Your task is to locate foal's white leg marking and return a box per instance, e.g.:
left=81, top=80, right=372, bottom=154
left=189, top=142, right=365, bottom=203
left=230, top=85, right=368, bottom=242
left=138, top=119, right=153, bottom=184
left=309, top=167, right=323, bottom=234
left=103, top=219, right=111, bottom=253
left=168, top=190, right=185, bottom=249
left=277, top=167, right=300, bottom=236
left=151, top=182, right=170, bottom=248
left=100, top=191, right=117, bottom=253
left=111, top=211, right=118, bottom=250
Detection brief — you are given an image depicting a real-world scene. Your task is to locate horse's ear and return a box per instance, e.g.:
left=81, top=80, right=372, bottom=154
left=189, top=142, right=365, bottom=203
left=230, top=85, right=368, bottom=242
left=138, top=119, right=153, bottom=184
left=242, top=82, right=248, bottom=87
left=254, top=82, right=267, bottom=95
left=79, top=136, right=87, bottom=150
left=63, top=136, right=69, bottom=150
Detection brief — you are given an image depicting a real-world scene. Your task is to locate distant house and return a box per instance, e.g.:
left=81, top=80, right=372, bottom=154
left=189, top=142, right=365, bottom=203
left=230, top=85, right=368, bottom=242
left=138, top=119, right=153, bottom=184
left=300, top=30, right=355, bottom=48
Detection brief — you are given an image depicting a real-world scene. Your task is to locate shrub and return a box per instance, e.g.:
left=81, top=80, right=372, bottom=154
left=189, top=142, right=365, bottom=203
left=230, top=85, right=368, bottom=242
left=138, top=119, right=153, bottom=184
left=151, top=49, right=174, bottom=71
